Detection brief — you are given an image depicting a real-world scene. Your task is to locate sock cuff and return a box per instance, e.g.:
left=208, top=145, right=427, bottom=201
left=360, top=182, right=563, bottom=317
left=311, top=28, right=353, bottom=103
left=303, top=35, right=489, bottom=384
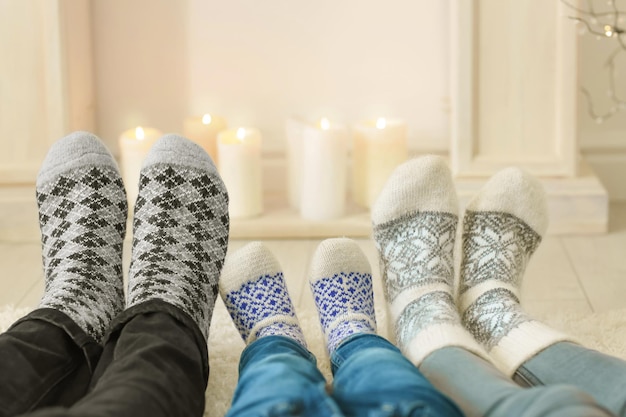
left=459, top=281, right=520, bottom=313
left=309, top=238, right=371, bottom=281
left=248, top=315, right=301, bottom=344
left=325, top=312, right=377, bottom=336
left=402, top=322, right=491, bottom=366
left=371, top=155, right=458, bottom=226
left=488, top=320, right=576, bottom=377
left=220, top=242, right=283, bottom=294
left=389, top=283, right=454, bottom=320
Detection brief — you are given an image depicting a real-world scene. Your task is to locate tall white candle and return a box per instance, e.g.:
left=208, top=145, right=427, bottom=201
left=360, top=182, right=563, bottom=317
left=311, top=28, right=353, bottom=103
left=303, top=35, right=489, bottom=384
left=217, top=127, right=263, bottom=219
left=118, top=126, right=162, bottom=209
left=285, top=117, right=308, bottom=210
left=352, top=118, right=408, bottom=208
left=183, top=113, right=227, bottom=164
left=300, top=118, right=349, bottom=220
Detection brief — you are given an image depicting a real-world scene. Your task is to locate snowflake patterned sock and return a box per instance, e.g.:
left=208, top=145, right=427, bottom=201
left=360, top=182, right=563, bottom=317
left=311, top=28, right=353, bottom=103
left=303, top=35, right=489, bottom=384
left=308, top=238, right=377, bottom=354
left=459, top=167, right=572, bottom=376
left=126, top=134, right=229, bottom=341
left=220, top=241, right=307, bottom=347
left=37, top=131, right=127, bottom=343
left=372, top=156, right=487, bottom=366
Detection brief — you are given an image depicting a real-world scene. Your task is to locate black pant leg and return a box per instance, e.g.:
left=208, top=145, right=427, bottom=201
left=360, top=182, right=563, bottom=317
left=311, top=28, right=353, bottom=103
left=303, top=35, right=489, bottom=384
left=0, top=308, right=101, bottom=416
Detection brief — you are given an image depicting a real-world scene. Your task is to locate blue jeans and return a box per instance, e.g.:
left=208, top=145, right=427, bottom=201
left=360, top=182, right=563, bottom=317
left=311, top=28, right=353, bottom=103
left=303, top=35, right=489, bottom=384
left=420, top=347, right=615, bottom=417
left=515, top=342, right=626, bottom=417
left=227, top=334, right=464, bottom=417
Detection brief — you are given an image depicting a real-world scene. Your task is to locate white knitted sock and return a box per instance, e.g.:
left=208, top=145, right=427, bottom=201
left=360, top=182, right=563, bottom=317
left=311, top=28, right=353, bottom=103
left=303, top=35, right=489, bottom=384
left=309, top=238, right=377, bottom=354
left=459, top=167, right=573, bottom=376
left=372, top=156, right=487, bottom=366
left=220, top=242, right=307, bottom=347
left=37, top=132, right=127, bottom=343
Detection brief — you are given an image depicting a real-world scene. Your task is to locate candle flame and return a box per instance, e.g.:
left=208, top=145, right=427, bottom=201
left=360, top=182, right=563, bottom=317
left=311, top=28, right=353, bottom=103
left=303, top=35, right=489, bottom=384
left=320, top=118, right=330, bottom=130
left=202, top=114, right=212, bottom=125
left=376, top=118, right=387, bottom=129
left=135, top=126, right=145, bottom=140
left=236, top=127, right=246, bottom=141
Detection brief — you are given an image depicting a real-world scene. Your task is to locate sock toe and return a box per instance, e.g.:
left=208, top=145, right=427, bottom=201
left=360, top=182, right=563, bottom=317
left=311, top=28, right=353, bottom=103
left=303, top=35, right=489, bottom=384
left=142, top=134, right=219, bottom=174
left=371, top=155, right=458, bottom=226
left=465, top=167, right=548, bottom=236
left=37, top=131, right=118, bottom=187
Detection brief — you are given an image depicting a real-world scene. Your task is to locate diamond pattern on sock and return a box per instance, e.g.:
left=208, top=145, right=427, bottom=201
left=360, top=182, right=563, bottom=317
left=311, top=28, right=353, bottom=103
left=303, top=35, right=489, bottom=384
left=462, top=288, right=531, bottom=350
left=38, top=166, right=127, bottom=343
left=222, top=272, right=306, bottom=346
left=127, top=163, right=229, bottom=341
left=460, top=211, right=542, bottom=295
left=373, top=212, right=457, bottom=302
left=395, top=291, right=461, bottom=351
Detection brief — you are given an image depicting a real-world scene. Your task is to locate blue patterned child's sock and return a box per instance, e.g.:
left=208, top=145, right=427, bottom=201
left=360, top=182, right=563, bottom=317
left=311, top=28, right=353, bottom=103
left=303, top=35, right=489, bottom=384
left=309, top=238, right=377, bottom=354
left=219, top=242, right=307, bottom=346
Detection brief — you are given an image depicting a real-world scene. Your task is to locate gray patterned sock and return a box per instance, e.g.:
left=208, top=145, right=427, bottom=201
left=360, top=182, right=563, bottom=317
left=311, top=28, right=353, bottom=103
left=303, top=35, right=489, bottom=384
left=372, top=156, right=487, bottom=366
left=459, top=167, right=571, bottom=376
left=220, top=241, right=307, bottom=347
left=126, top=134, right=229, bottom=341
left=37, top=131, right=127, bottom=343
left=309, top=238, right=377, bottom=354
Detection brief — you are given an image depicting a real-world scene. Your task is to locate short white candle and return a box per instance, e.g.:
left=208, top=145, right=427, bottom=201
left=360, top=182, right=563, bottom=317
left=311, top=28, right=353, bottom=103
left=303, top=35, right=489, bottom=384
left=118, top=126, right=162, bottom=209
left=183, top=113, right=227, bottom=164
left=217, top=127, right=263, bottom=219
left=300, top=118, right=349, bottom=220
left=352, top=118, right=408, bottom=208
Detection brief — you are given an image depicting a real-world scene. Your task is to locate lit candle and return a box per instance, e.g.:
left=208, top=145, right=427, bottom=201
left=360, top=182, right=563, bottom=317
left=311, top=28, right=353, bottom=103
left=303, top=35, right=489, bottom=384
left=217, top=127, right=263, bottom=218
left=352, top=118, right=408, bottom=208
left=183, top=113, right=227, bottom=163
left=118, top=126, right=162, bottom=208
left=300, top=118, right=349, bottom=220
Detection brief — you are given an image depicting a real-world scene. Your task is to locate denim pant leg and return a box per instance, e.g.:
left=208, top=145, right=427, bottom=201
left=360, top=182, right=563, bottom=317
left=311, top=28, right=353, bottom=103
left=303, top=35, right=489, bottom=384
left=0, top=308, right=101, bottom=417
left=330, top=334, right=464, bottom=417
left=227, top=335, right=343, bottom=417
left=420, top=347, right=614, bottom=417
left=20, top=300, right=209, bottom=417
left=515, top=341, right=626, bottom=416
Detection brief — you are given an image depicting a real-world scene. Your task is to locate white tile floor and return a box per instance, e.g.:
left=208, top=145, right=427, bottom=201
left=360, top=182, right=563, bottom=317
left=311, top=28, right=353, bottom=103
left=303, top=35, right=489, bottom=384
left=2, top=203, right=626, bottom=322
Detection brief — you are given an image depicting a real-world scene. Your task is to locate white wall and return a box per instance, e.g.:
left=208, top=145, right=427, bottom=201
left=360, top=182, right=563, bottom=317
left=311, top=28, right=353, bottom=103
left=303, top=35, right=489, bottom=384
left=93, top=0, right=450, bottom=154
left=89, top=0, right=626, bottom=199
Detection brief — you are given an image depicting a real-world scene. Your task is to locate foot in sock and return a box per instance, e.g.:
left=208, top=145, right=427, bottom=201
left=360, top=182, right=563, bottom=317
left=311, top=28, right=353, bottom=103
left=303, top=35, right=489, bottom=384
left=126, top=134, right=229, bottom=341
left=371, top=156, right=487, bottom=365
left=308, top=238, right=377, bottom=355
left=458, top=167, right=571, bottom=375
left=220, top=242, right=307, bottom=347
left=37, top=131, right=127, bottom=343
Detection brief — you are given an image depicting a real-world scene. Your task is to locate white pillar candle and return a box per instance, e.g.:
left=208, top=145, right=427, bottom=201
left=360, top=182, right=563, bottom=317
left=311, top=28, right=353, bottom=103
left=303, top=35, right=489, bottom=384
left=217, top=127, right=263, bottom=219
left=352, top=118, right=408, bottom=208
left=118, top=126, right=162, bottom=209
left=183, top=113, right=227, bottom=164
left=300, top=118, right=349, bottom=221
left=285, top=117, right=308, bottom=210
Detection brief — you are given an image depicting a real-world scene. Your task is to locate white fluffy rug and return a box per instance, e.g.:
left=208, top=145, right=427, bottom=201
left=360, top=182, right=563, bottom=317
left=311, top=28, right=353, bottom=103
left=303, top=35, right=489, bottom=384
left=2, top=303, right=626, bottom=417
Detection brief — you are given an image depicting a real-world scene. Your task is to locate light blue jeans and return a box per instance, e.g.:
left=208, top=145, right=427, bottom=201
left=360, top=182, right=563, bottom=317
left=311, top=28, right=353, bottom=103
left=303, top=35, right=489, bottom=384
left=421, top=344, right=623, bottom=417
left=226, top=334, right=464, bottom=417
